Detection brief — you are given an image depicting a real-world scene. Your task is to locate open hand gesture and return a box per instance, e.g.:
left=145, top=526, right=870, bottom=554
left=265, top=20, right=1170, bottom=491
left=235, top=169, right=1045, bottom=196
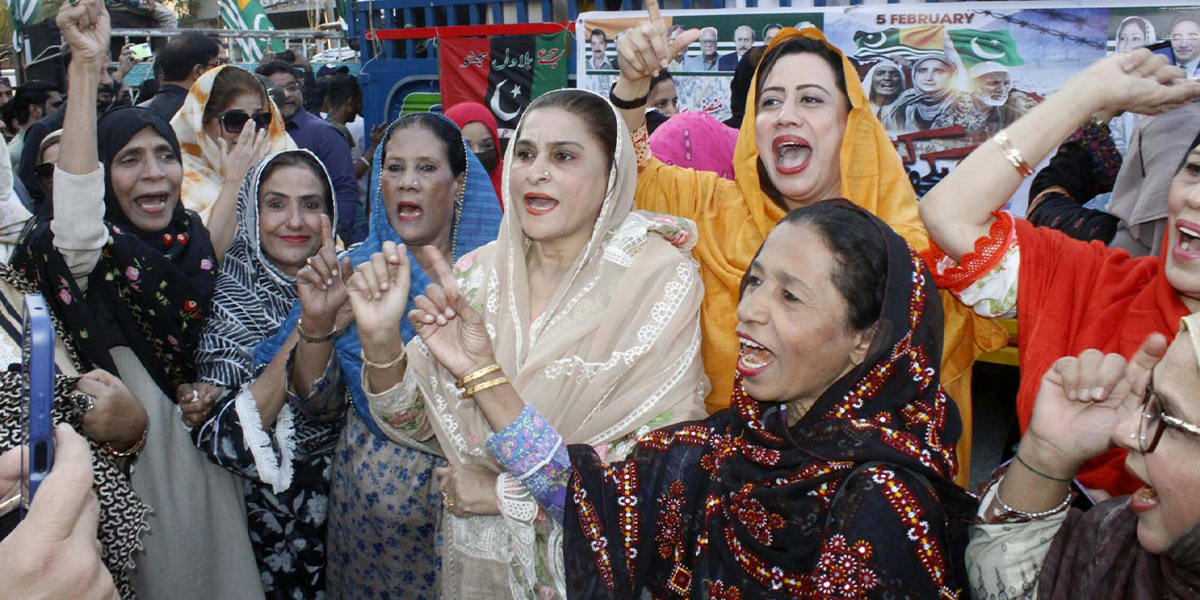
left=615, top=0, right=700, bottom=92
left=407, top=247, right=492, bottom=379
left=217, top=124, right=271, bottom=183
left=297, top=214, right=353, bottom=335
left=56, top=0, right=111, bottom=64
left=1026, top=334, right=1166, bottom=476
left=1081, top=49, right=1200, bottom=121
left=347, top=241, right=411, bottom=343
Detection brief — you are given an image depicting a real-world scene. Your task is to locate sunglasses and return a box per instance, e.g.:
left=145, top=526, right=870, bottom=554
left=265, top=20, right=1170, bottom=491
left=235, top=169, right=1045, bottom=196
left=220, top=110, right=273, bottom=134
left=1137, top=371, right=1200, bottom=453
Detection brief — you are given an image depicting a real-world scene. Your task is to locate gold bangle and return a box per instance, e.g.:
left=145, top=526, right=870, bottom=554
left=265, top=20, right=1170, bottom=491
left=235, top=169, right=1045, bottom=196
left=297, top=317, right=337, bottom=344
left=106, top=427, right=147, bottom=458
left=993, top=130, right=1035, bottom=178
left=361, top=348, right=405, bottom=371
left=455, top=363, right=502, bottom=388
left=462, top=376, right=509, bottom=399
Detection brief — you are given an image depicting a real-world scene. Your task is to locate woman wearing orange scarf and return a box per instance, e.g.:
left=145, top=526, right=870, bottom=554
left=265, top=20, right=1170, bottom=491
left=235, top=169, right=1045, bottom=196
left=610, top=5, right=1004, bottom=479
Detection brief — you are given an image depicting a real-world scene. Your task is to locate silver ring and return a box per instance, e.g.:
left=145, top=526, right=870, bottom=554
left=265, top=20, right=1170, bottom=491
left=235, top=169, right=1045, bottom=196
left=76, top=393, right=95, bottom=414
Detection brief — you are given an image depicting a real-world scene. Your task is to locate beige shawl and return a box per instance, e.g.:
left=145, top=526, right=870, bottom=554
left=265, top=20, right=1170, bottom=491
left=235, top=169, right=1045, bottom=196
left=406, top=89, right=709, bottom=598
left=171, top=66, right=295, bottom=223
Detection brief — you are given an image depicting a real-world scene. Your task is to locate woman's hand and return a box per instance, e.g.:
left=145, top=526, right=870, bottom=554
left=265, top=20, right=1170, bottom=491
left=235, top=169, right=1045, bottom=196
left=217, top=124, right=270, bottom=184
left=0, top=425, right=120, bottom=600
left=176, top=382, right=225, bottom=428
left=436, top=464, right=500, bottom=518
left=297, top=214, right=353, bottom=335
left=347, top=241, right=411, bottom=354
left=75, top=370, right=148, bottom=450
left=407, top=246, right=493, bottom=379
left=56, top=0, right=110, bottom=64
left=613, top=0, right=699, bottom=98
left=1024, top=334, right=1167, bottom=478
left=1077, top=49, right=1200, bottom=121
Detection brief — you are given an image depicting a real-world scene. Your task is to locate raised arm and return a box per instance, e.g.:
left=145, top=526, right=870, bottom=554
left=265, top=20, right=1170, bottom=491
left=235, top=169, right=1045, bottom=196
left=920, top=49, right=1200, bottom=261
left=610, top=0, right=699, bottom=138
left=50, top=0, right=111, bottom=287
left=207, top=125, right=271, bottom=262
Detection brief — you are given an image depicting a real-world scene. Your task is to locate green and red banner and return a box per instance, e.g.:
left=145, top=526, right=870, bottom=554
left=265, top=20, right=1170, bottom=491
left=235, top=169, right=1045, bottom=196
left=438, top=32, right=570, bottom=132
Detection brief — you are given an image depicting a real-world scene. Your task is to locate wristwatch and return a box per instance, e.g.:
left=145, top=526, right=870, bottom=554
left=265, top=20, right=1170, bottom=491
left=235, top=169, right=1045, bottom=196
left=608, top=80, right=648, bottom=110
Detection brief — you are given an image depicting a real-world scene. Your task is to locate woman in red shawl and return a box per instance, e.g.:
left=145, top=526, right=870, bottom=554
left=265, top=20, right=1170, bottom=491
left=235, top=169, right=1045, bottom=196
left=920, top=48, right=1200, bottom=497
left=445, top=102, right=503, bottom=203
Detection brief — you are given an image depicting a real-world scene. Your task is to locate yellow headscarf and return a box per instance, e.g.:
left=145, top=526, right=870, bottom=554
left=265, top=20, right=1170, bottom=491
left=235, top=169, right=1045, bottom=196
left=635, top=27, right=1005, bottom=482
left=171, top=65, right=296, bottom=223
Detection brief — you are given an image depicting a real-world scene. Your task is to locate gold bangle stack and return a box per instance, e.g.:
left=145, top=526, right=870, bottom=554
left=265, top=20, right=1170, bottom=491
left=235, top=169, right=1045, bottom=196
left=993, top=130, right=1035, bottom=178
left=455, top=363, right=508, bottom=398
left=361, top=347, right=405, bottom=371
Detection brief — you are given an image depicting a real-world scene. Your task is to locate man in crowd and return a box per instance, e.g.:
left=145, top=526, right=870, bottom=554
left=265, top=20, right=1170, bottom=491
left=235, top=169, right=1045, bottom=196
left=145, top=31, right=221, bottom=120
left=19, top=50, right=114, bottom=207
left=5, top=82, right=62, bottom=172
left=718, top=25, right=753, bottom=71
left=762, top=23, right=783, bottom=47
left=684, top=27, right=720, bottom=71
left=1169, top=13, right=1200, bottom=79
left=0, top=78, right=12, bottom=106
left=589, top=29, right=613, bottom=70
left=257, top=60, right=360, bottom=244
left=324, top=73, right=361, bottom=152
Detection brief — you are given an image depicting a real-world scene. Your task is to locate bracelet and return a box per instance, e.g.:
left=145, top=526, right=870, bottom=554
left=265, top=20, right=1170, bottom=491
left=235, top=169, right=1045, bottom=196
left=455, top=363, right=502, bottom=388
left=361, top=348, right=404, bottom=371
left=993, top=130, right=1035, bottom=178
left=106, top=426, right=148, bottom=458
left=297, top=317, right=337, bottom=344
left=991, top=474, right=1073, bottom=521
left=463, top=376, right=509, bottom=398
left=1012, top=444, right=1074, bottom=483
left=608, top=80, right=647, bottom=110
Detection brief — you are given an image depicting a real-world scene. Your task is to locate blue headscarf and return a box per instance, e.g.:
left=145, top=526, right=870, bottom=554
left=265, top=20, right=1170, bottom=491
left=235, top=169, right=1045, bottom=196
left=258, top=113, right=503, bottom=439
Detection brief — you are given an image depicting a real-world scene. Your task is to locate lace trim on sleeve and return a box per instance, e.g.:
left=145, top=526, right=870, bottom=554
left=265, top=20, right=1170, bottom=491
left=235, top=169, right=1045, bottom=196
left=922, top=211, right=1017, bottom=293
left=632, top=124, right=652, bottom=171
left=232, top=387, right=297, bottom=494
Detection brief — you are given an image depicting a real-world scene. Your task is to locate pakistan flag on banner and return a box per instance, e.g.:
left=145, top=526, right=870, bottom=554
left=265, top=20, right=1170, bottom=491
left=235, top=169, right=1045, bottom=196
left=854, top=26, right=1023, bottom=69
left=218, top=0, right=284, bottom=61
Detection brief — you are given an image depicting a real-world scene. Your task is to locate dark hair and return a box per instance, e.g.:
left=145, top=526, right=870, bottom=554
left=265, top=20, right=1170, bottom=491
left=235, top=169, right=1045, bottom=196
left=202, top=66, right=270, bottom=126
left=1170, top=12, right=1200, bottom=32
left=255, top=60, right=298, bottom=80
left=742, top=199, right=887, bottom=332
left=304, top=79, right=328, bottom=114
left=259, top=151, right=334, bottom=211
left=325, top=73, right=361, bottom=108
left=159, top=31, right=221, bottom=82
left=590, top=28, right=607, bottom=43
left=521, top=89, right=618, bottom=170
left=755, top=36, right=849, bottom=106
left=762, top=23, right=784, bottom=38
left=649, top=69, right=674, bottom=94
left=384, top=113, right=467, bottom=177
left=8, top=81, right=59, bottom=127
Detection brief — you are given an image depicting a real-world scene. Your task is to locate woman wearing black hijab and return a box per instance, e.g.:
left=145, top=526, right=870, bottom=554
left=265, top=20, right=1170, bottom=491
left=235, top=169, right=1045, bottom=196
left=10, top=1, right=262, bottom=597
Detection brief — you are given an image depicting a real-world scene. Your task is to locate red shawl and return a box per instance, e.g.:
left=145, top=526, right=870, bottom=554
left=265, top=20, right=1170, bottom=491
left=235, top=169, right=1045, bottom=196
left=1012, top=216, right=1188, bottom=494
left=445, top=102, right=503, bottom=203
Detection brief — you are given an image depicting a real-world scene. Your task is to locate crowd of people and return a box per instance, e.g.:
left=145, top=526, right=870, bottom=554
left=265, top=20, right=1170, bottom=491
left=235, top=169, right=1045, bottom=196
left=1, top=0, right=1200, bottom=598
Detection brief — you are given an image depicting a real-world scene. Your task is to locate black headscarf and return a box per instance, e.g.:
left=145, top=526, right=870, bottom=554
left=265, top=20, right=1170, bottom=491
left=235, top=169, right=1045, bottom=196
left=12, top=106, right=217, bottom=396
left=564, top=201, right=976, bottom=598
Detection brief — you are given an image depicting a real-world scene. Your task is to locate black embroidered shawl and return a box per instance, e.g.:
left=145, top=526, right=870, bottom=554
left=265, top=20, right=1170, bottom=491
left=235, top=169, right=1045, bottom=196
left=11, top=106, right=216, bottom=396
left=564, top=204, right=976, bottom=599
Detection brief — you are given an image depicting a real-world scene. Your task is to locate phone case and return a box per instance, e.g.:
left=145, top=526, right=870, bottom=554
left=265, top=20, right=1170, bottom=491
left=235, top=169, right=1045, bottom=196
left=21, top=294, right=54, bottom=516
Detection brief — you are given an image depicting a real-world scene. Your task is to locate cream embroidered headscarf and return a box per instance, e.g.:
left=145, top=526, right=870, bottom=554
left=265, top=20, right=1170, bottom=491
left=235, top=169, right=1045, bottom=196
left=171, top=65, right=295, bottom=223
left=406, top=89, right=709, bottom=598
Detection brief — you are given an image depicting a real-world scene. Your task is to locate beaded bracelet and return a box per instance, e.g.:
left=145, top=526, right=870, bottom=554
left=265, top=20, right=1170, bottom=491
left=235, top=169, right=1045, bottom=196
left=993, top=130, right=1035, bottom=178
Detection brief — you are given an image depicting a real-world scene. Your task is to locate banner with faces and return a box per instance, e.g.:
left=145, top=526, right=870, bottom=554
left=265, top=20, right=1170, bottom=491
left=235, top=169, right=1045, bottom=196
left=577, top=0, right=1199, bottom=215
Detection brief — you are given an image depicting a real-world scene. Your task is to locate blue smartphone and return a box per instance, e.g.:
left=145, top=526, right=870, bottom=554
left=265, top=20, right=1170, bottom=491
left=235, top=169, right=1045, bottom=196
left=1146, top=40, right=1177, bottom=66
left=21, top=294, right=54, bottom=517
